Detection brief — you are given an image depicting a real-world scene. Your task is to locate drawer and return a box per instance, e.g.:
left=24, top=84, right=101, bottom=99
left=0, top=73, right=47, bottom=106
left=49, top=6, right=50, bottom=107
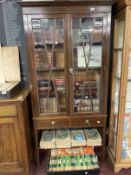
left=71, top=117, right=104, bottom=128
left=0, top=105, right=16, bottom=117
left=34, top=118, right=70, bottom=129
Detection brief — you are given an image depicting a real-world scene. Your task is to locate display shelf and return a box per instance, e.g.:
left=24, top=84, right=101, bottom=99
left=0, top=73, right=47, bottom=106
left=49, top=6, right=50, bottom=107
left=74, top=67, right=101, bottom=72
left=38, top=129, right=102, bottom=149
left=34, top=43, right=64, bottom=48
left=36, top=68, right=65, bottom=72
left=113, top=48, right=123, bottom=51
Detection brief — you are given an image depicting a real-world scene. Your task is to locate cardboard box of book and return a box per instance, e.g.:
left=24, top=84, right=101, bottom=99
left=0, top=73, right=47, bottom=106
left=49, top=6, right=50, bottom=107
left=0, top=45, right=21, bottom=98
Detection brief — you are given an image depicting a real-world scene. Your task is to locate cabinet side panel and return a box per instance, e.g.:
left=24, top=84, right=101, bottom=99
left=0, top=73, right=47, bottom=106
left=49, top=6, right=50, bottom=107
left=0, top=119, right=18, bottom=162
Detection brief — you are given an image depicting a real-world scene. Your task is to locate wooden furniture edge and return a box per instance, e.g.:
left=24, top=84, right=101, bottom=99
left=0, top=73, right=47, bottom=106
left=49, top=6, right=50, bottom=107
left=0, top=89, right=30, bottom=104
left=18, top=0, right=113, bottom=6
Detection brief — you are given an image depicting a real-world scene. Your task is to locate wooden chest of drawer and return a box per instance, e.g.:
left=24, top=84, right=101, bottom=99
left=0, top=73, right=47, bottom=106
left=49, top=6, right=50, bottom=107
left=34, top=117, right=70, bottom=129
left=71, top=117, right=105, bottom=128
left=0, top=105, right=16, bottom=117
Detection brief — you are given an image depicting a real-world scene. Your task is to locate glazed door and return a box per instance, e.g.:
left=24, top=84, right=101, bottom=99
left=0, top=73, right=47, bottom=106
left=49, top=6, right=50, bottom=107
left=108, top=14, right=125, bottom=159
left=29, top=15, right=68, bottom=116
left=28, top=13, right=109, bottom=117
left=121, top=51, right=131, bottom=161
left=120, top=9, right=131, bottom=162
left=69, top=14, right=107, bottom=115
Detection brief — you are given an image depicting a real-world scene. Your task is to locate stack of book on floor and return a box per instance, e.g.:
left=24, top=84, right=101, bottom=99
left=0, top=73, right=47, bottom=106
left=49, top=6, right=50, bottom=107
left=39, top=129, right=102, bottom=149
left=84, top=129, right=102, bottom=146
left=48, top=147, right=99, bottom=172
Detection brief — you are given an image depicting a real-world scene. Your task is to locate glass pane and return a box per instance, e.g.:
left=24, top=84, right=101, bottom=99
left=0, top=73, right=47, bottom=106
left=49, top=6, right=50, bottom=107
left=109, top=51, right=122, bottom=156
left=56, top=19, right=64, bottom=28
left=108, top=15, right=125, bottom=158
left=114, top=17, right=125, bottom=49
left=32, top=18, right=66, bottom=115
left=117, top=19, right=125, bottom=48
left=121, top=52, right=131, bottom=160
left=33, top=29, right=43, bottom=47
left=41, top=19, right=54, bottom=29
left=72, top=17, right=103, bottom=113
left=73, top=72, right=100, bottom=113
left=32, top=19, right=40, bottom=29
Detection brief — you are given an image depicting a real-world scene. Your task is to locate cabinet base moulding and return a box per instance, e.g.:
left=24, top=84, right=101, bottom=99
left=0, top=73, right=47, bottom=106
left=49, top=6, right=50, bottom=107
left=0, top=164, right=24, bottom=174
left=107, top=148, right=131, bottom=173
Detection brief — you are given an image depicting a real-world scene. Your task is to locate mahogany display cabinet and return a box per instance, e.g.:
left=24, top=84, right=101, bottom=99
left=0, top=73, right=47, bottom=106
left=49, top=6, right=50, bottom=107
left=19, top=1, right=113, bottom=174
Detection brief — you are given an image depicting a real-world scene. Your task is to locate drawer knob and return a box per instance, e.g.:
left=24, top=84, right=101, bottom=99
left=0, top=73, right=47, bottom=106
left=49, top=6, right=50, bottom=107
left=85, top=120, right=89, bottom=124
left=97, top=120, right=101, bottom=124
left=51, top=121, right=55, bottom=126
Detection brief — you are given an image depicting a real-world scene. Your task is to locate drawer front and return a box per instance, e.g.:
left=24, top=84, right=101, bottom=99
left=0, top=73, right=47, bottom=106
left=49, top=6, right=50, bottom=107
left=0, top=105, right=16, bottom=117
left=35, top=118, right=70, bottom=129
left=71, top=117, right=104, bottom=128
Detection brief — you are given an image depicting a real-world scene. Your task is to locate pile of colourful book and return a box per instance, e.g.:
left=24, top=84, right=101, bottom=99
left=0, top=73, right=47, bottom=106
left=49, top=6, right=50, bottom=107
left=49, top=147, right=99, bottom=172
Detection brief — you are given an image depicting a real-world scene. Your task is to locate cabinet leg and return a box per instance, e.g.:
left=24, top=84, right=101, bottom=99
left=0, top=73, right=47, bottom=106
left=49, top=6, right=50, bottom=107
left=34, top=129, right=40, bottom=166
left=102, top=126, right=106, bottom=161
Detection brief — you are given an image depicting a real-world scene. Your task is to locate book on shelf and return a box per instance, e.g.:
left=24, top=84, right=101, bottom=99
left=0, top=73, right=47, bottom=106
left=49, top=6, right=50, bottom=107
left=40, top=130, right=56, bottom=149
left=49, top=156, right=58, bottom=172
left=38, top=80, right=53, bottom=87
left=74, top=98, right=91, bottom=106
left=84, top=129, right=102, bottom=146
left=39, top=97, right=57, bottom=113
left=71, top=155, right=87, bottom=170
left=93, top=106, right=100, bottom=112
left=51, top=148, right=72, bottom=157
left=53, top=49, right=64, bottom=69
left=55, top=79, right=65, bottom=91
left=93, top=99, right=99, bottom=106
left=55, top=129, right=71, bottom=148
left=40, top=129, right=103, bottom=149
left=71, top=129, right=86, bottom=147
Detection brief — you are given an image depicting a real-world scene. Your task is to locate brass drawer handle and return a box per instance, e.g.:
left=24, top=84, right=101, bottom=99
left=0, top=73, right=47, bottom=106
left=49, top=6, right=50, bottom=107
left=51, top=121, right=55, bottom=127
left=85, top=120, right=89, bottom=125
left=97, top=120, right=101, bottom=124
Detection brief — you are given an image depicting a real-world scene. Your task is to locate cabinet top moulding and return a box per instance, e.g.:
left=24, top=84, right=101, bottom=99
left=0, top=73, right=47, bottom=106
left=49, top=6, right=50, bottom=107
left=18, top=0, right=113, bottom=7
left=113, top=0, right=131, bottom=13
left=18, top=0, right=112, bottom=14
